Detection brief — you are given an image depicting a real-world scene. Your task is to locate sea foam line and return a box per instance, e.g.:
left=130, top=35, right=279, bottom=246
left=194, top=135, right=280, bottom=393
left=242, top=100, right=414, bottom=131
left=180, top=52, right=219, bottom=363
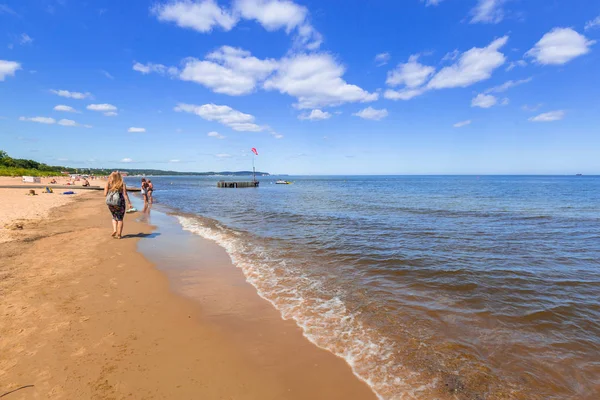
left=175, top=215, right=434, bottom=400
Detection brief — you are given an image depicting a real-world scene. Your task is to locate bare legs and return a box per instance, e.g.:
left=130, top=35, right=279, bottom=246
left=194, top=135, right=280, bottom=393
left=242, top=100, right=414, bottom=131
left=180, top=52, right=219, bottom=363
left=117, top=221, right=123, bottom=238
left=112, top=219, right=124, bottom=238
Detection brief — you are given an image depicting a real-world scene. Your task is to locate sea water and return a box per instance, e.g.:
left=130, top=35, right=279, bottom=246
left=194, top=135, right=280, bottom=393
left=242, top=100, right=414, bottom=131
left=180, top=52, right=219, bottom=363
left=128, top=175, right=600, bottom=399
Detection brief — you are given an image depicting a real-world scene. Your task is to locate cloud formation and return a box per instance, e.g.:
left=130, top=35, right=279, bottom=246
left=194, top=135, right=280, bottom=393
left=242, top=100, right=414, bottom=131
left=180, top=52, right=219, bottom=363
left=51, top=89, right=92, bottom=99
left=386, top=55, right=435, bottom=88
left=0, top=60, right=21, bottom=81
left=54, top=105, right=79, bottom=113
left=585, top=16, right=600, bottom=31
left=529, top=110, right=565, bottom=122
left=178, top=46, right=278, bottom=95
left=128, top=127, right=146, bottom=133
left=374, top=52, right=390, bottom=66
left=152, top=0, right=322, bottom=49
left=526, top=28, right=595, bottom=65
left=298, top=109, right=332, bottom=121
left=264, top=53, right=377, bottom=109
left=136, top=47, right=375, bottom=108
left=19, top=116, right=90, bottom=127
left=453, top=120, right=472, bottom=128
left=175, top=103, right=263, bottom=131
left=353, top=107, right=388, bottom=120
left=385, top=36, right=508, bottom=101
left=471, top=93, right=497, bottom=108
left=208, top=131, right=225, bottom=139
left=470, top=0, right=505, bottom=24
left=87, top=103, right=118, bottom=116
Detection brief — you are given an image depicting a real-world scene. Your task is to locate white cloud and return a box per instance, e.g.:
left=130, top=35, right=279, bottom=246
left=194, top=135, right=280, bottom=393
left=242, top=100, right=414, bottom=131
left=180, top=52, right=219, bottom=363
left=529, top=110, right=565, bottom=122
left=442, top=50, right=460, bottom=62
left=87, top=103, right=117, bottom=112
left=133, top=62, right=178, bottom=76
left=208, top=131, right=225, bottom=139
left=101, top=70, right=114, bottom=79
left=427, top=36, right=508, bottom=89
left=264, top=53, right=377, bottom=109
left=58, top=119, right=78, bottom=127
left=216, top=153, right=232, bottom=158
left=169, top=159, right=180, bottom=163
left=0, top=60, right=21, bottom=81
left=484, top=77, right=532, bottom=93
left=453, top=120, right=472, bottom=128
left=421, top=0, right=444, bottom=6
left=470, top=0, right=505, bottom=24
left=128, top=127, right=146, bottom=133
left=471, top=93, right=497, bottom=108
left=353, top=107, right=388, bottom=121
left=522, top=103, right=543, bottom=112
left=525, top=28, right=595, bottom=65
left=375, top=52, right=390, bottom=66
left=151, top=0, right=237, bottom=33
left=298, top=109, right=331, bottom=121
left=104, top=111, right=118, bottom=117
left=19, top=33, right=33, bottom=45
left=54, top=105, right=79, bottom=113
left=121, top=158, right=133, bottom=163
left=178, top=46, right=278, bottom=95
left=19, top=115, right=89, bottom=127
left=235, top=0, right=306, bottom=32
left=500, top=97, right=509, bottom=106
left=175, top=103, right=263, bottom=132
left=152, top=0, right=321, bottom=49
left=384, top=88, right=426, bottom=101
left=51, top=89, right=92, bottom=99
left=19, top=116, right=56, bottom=124
left=505, top=59, right=527, bottom=71
left=387, top=55, right=435, bottom=88
left=585, top=16, right=600, bottom=31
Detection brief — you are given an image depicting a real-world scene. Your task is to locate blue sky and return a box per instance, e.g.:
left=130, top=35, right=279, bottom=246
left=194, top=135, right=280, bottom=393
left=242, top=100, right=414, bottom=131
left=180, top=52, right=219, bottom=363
left=1, top=0, right=599, bottom=174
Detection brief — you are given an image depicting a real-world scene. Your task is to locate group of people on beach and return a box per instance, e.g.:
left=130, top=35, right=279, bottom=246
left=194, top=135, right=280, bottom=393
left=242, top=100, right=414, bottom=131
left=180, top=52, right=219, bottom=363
left=104, top=172, right=154, bottom=239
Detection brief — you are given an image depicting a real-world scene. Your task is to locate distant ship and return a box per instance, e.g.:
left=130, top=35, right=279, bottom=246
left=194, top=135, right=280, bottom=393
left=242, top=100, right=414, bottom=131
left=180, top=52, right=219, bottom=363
left=276, top=180, right=292, bottom=184
left=576, top=174, right=583, bottom=176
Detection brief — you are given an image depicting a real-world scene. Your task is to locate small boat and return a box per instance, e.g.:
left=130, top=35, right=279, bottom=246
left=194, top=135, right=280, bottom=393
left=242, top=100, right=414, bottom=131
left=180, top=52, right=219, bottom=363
left=276, top=180, right=291, bottom=184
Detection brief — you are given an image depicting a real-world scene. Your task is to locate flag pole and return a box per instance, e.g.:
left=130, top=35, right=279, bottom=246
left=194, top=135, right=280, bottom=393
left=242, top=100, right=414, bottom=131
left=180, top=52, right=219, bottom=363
left=252, top=153, right=256, bottom=182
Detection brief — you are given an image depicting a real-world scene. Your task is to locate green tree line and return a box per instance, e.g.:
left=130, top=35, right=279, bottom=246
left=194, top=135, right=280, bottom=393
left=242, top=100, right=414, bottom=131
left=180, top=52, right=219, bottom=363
left=0, top=150, right=73, bottom=177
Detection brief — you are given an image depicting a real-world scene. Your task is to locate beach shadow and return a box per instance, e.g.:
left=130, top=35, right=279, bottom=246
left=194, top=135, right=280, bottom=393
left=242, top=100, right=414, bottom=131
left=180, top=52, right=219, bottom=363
left=121, top=232, right=161, bottom=239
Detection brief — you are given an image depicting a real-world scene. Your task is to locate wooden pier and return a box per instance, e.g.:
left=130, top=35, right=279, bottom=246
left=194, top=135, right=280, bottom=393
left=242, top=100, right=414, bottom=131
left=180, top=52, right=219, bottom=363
left=217, top=181, right=259, bottom=188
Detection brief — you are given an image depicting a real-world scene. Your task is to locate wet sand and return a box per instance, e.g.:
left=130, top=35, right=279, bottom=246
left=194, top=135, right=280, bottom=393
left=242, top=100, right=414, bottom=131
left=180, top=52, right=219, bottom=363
left=0, top=192, right=376, bottom=399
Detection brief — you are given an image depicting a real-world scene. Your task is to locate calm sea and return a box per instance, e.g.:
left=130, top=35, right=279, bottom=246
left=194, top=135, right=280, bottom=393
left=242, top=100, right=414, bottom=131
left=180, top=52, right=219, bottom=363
left=127, top=175, right=600, bottom=399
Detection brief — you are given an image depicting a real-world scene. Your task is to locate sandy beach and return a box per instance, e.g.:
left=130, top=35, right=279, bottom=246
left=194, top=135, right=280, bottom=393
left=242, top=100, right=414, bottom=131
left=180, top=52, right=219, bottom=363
left=0, top=190, right=376, bottom=399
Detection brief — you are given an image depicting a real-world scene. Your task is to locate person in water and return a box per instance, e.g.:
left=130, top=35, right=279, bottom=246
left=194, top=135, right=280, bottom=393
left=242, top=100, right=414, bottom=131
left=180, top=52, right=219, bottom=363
left=104, top=171, right=131, bottom=239
left=140, top=178, right=148, bottom=206
left=147, top=180, right=154, bottom=204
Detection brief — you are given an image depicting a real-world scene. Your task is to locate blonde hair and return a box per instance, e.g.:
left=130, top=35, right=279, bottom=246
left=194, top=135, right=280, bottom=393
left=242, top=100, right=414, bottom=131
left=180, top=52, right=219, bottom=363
left=107, top=171, right=124, bottom=192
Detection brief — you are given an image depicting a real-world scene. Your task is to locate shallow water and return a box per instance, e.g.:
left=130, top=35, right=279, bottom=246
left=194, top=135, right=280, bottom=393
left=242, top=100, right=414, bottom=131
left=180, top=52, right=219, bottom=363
left=128, top=175, right=600, bottom=399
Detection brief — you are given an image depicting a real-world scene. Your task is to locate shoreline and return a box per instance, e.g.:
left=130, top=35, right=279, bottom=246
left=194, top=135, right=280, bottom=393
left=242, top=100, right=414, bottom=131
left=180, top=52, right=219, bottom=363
left=0, top=191, right=376, bottom=399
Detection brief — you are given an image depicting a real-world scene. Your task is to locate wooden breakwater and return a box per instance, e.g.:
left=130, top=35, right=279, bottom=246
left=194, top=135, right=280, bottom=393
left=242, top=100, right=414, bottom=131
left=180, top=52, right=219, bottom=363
left=217, top=181, right=259, bottom=188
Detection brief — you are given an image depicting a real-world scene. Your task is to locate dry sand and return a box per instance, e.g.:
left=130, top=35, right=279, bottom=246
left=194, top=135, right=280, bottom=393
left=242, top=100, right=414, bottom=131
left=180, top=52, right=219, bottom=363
left=0, top=192, right=377, bottom=399
left=0, top=181, right=91, bottom=243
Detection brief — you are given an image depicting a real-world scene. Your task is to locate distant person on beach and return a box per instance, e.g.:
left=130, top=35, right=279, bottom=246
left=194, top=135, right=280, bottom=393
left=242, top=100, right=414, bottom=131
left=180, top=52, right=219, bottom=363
left=141, top=178, right=148, bottom=206
left=147, top=180, right=154, bottom=204
left=104, top=171, right=131, bottom=239
left=82, top=179, right=90, bottom=187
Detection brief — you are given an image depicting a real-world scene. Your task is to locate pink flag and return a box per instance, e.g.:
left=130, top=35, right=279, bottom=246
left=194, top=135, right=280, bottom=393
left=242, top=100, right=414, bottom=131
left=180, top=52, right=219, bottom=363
left=251, top=148, right=258, bottom=155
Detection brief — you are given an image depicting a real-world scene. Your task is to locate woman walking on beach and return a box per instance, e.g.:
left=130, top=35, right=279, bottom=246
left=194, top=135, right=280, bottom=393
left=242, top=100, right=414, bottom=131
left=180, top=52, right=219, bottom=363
left=104, top=171, right=131, bottom=239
